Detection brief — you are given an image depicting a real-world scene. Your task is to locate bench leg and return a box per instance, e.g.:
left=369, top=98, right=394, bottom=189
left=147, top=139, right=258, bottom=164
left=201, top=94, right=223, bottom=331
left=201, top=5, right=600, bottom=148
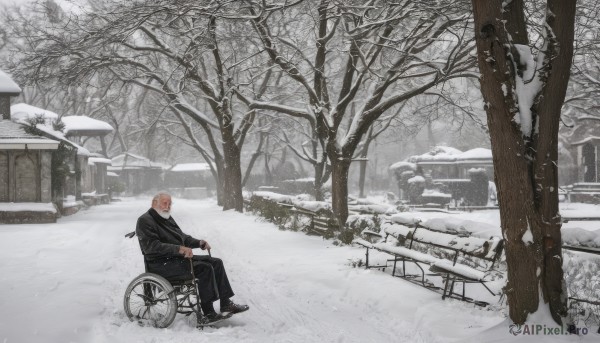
left=392, top=258, right=398, bottom=277
left=442, top=274, right=457, bottom=300
left=480, top=281, right=495, bottom=296
left=442, top=274, right=451, bottom=300
left=365, top=247, right=369, bottom=269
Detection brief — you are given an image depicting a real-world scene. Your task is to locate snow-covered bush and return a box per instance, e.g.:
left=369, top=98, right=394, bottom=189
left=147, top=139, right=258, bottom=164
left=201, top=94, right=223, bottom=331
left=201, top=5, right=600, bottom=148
left=389, top=162, right=416, bottom=200
left=421, top=190, right=452, bottom=206
left=278, top=178, right=315, bottom=195
left=407, top=175, right=425, bottom=204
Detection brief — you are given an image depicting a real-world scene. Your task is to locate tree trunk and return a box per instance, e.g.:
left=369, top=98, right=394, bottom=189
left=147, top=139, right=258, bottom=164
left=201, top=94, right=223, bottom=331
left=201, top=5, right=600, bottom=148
left=313, top=162, right=325, bottom=201
left=330, top=157, right=351, bottom=228
left=358, top=159, right=367, bottom=198
left=221, top=135, right=243, bottom=212
left=358, top=137, right=372, bottom=198
left=472, top=0, right=575, bottom=325
left=213, top=157, right=225, bottom=206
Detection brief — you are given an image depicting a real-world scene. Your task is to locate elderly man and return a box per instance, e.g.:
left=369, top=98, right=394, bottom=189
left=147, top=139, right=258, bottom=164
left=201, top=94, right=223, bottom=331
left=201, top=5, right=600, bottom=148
left=136, top=191, right=248, bottom=323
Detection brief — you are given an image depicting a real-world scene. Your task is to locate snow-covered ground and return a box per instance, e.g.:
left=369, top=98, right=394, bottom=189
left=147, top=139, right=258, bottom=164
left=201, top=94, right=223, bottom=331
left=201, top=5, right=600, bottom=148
left=0, top=198, right=598, bottom=343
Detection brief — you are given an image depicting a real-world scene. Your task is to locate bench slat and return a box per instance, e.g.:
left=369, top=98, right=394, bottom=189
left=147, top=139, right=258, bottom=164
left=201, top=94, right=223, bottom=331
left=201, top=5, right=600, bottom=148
left=429, top=260, right=486, bottom=281
left=373, top=243, right=440, bottom=264
left=353, top=238, right=373, bottom=249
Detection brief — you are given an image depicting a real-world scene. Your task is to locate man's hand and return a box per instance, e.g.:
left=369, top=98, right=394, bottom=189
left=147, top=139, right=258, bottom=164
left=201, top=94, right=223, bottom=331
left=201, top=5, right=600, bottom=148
left=179, top=246, right=193, bottom=258
left=199, top=240, right=211, bottom=251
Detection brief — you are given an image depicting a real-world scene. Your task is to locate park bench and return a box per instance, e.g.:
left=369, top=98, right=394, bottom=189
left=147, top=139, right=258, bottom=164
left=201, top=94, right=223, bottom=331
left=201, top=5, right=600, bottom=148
left=561, top=235, right=600, bottom=332
left=353, top=219, right=504, bottom=305
left=278, top=203, right=339, bottom=237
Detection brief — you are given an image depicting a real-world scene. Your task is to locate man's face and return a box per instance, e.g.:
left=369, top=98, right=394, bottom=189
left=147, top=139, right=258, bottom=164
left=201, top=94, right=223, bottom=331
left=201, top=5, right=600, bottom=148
left=156, top=195, right=172, bottom=216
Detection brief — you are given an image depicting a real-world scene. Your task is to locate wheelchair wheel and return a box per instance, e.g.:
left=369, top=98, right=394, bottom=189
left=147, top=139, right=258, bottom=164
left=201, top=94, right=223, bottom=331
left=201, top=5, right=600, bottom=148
left=124, top=273, right=178, bottom=328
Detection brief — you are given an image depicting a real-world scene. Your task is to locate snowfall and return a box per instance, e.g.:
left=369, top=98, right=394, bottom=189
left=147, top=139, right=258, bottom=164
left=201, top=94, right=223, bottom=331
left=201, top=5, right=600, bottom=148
left=1, top=198, right=599, bottom=343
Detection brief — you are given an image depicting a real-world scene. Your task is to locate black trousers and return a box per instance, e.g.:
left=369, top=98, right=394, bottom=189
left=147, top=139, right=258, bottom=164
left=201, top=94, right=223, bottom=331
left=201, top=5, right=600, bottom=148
left=146, top=255, right=235, bottom=304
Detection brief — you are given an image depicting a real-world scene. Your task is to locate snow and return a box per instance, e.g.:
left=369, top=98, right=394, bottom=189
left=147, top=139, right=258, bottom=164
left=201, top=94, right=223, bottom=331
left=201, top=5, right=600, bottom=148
left=562, top=227, right=600, bottom=248
left=88, top=157, right=112, bottom=165
left=408, top=175, right=425, bottom=184
left=0, top=69, right=21, bottom=94
left=408, top=146, right=464, bottom=162
left=422, top=217, right=501, bottom=240
left=422, top=190, right=452, bottom=198
left=457, top=148, right=493, bottom=161
left=0, top=202, right=56, bottom=212
left=10, top=103, right=59, bottom=124
left=170, top=163, right=211, bottom=172
left=512, top=44, right=543, bottom=137
left=61, top=116, right=114, bottom=134
left=32, top=123, right=91, bottom=156
left=389, top=161, right=416, bottom=171
left=1, top=199, right=599, bottom=343
left=522, top=225, right=534, bottom=245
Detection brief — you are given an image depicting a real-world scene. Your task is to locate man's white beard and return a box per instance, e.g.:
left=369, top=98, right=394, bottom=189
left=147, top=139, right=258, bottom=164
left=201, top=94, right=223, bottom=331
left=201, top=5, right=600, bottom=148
left=158, top=210, right=171, bottom=219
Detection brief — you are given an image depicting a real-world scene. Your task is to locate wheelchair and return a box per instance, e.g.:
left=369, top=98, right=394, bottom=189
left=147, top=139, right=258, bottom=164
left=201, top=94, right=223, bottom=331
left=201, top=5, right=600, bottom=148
left=123, top=231, right=209, bottom=328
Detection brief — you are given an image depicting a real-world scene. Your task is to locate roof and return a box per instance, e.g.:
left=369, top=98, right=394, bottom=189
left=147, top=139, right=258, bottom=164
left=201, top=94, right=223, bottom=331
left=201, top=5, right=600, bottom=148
left=408, top=146, right=464, bottom=163
left=0, top=69, right=21, bottom=95
left=88, top=157, right=112, bottom=165
left=457, top=148, right=492, bottom=161
left=10, top=103, right=59, bottom=124
left=111, top=153, right=163, bottom=169
left=169, top=163, right=211, bottom=172
left=32, top=123, right=91, bottom=156
left=62, top=116, right=114, bottom=137
left=0, top=120, right=59, bottom=150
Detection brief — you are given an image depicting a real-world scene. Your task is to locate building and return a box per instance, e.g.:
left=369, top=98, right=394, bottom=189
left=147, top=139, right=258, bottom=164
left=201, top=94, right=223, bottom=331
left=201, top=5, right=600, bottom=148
left=0, top=70, right=60, bottom=223
left=9, top=103, right=117, bottom=212
left=165, top=163, right=212, bottom=198
left=109, top=152, right=164, bottom=195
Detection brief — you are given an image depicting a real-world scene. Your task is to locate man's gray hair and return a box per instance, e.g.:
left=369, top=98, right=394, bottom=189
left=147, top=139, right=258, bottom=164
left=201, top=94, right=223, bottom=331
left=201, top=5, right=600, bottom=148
left=152, top=191, right=172, bottom=203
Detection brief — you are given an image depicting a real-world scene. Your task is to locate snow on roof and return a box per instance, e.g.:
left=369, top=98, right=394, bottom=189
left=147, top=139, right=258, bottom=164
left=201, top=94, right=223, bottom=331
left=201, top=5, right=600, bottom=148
left=62, top=116, right=114, bottom=135
left=10, top=103, right=59, bottom=124
left=0, top=121, right=60, bottom=149
left=88, top=157, right=112, bottom=165
left=107, top=171, right=119, bottom=177
left=396, top=146, right=492, bottom=167
left=457, top=148, right=492, bottom=161
left=111, top=153, right=162, bottom=169
left=389, top=161, right=416, bottom=171
left=170, top=163, right=211, bottom=172
left=32, top=123, right=91, bottom=156
left=0, top=69, right=21, bottom=94
left=408, top=146, right=463, bottom=163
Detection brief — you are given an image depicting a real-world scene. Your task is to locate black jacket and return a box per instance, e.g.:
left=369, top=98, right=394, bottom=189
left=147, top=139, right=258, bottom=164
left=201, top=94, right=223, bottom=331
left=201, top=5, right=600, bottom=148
left=136, top=208, right=202, bottom=261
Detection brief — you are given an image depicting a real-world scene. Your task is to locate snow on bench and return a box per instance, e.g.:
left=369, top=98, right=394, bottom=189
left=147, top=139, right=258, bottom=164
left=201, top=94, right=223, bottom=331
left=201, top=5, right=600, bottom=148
left=353, top=217, right=504, bottom=305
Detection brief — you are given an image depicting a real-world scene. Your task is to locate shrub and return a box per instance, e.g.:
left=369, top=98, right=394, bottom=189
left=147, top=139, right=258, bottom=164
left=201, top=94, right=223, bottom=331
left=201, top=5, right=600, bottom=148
left=407, top=175, right=425, bottom=204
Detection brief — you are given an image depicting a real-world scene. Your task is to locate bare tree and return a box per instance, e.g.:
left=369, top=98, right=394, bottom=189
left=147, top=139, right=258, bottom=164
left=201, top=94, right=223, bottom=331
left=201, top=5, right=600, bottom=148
left=471, top=0, right=576, bottom=325
left=5, top=0, right=276, bottom=211
left=236, top=0, right=476, bottom=225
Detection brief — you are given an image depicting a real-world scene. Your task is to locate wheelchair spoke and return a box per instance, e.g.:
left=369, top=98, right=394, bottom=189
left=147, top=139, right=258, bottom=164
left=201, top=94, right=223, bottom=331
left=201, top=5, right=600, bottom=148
left=124, top=274, right=180, bottom=328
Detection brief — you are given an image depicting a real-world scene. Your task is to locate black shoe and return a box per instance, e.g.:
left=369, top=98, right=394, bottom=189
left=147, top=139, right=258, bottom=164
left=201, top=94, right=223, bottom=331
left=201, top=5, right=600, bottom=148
left=220, top=300, right=249, bottom=314
left=199, top=311, right=232, bottom=326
